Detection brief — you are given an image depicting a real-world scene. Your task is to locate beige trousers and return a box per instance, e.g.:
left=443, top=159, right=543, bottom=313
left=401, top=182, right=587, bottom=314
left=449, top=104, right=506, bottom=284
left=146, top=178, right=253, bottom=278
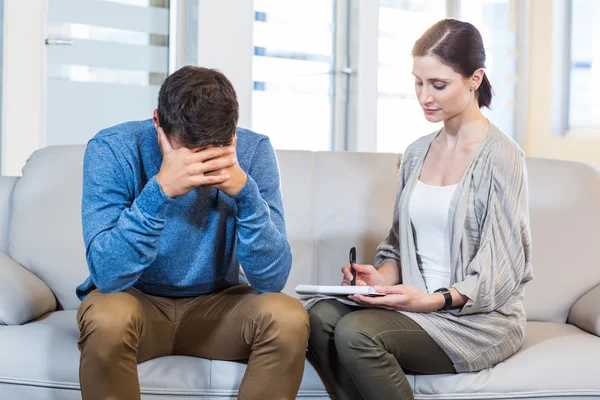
left=77, top=285, right=309, bottom=400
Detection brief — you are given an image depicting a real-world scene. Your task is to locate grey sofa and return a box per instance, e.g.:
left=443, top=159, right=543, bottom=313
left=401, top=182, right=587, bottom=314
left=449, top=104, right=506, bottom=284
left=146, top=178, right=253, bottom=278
left=1, top=145, right=599, bottom=399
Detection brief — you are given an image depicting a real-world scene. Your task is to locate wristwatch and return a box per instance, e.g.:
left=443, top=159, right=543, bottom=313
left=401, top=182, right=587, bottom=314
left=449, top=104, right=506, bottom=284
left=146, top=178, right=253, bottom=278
left=434, top=288, right=453, bottom=311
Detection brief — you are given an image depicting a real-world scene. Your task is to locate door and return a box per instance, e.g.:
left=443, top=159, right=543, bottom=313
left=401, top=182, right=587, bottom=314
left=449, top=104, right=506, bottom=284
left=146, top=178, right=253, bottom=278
left=45, top=0, right=172, bottom=145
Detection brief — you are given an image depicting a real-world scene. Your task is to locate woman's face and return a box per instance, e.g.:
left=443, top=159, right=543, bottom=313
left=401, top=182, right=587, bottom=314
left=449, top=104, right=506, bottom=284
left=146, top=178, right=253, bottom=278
left=412, top=55, right=473, bottom=123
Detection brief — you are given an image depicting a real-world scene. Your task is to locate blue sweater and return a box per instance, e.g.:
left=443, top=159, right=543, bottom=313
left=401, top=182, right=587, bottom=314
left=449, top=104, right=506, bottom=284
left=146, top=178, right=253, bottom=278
left=76, top=119, right=292, bottom=300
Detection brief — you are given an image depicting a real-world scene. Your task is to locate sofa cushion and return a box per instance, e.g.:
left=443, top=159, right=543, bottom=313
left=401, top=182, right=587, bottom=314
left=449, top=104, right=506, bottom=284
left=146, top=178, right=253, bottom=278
left=0, top=252, right=56, bottom=325
left=277, top=150, right=318, bottom=297
left=8, top=145, right=600, bottom=324
left=525, top=159, right=600, bottom=323
left=0, top=310, right=330, bottom=399
left=312, top=151, right=401, bottom=286
left=9, top=146, right=321, bottom=310
left=278, top=150, right=401, bottom=295
left=0, top=177, right=18, bottom=254
left=2, top=312, right=598, bottom=399
left=413, top=321, right=600, bottom=399
left=568, top=284, right=600, bottom=336
left=6, top=146, right=401, bottom=311
left=8, top=146, right=88, bottom=310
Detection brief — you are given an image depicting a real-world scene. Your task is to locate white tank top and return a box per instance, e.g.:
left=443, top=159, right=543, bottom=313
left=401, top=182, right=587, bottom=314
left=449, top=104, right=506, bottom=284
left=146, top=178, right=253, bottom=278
left=408, top=180, right=458, bottom=293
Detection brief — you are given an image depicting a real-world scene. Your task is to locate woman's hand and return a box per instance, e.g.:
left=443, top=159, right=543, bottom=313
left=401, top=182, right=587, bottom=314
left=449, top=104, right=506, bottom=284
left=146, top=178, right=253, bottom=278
left=348, top=285, right=442, bottom=313
left=341, top=264, right=384, bottom=287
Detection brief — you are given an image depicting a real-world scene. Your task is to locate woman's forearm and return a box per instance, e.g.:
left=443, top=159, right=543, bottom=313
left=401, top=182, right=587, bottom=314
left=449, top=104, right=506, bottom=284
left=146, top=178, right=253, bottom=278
left=378, top=261, right=401, bottom=286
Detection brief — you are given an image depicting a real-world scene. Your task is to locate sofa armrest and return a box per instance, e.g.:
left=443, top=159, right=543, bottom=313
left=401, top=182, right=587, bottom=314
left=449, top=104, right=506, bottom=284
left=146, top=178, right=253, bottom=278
left=568, top=283, right=600, bottom=336
left=0, top=252, right=57, bottom=325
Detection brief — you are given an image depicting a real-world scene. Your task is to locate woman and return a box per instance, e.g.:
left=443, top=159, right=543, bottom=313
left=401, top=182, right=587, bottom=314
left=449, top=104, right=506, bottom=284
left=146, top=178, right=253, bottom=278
left=308, top=19, right=533, bottom=400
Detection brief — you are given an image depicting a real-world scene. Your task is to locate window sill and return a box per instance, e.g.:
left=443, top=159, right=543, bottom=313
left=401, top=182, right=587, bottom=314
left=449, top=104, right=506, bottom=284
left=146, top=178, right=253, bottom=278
left=564, top=127, right=600, bottom=141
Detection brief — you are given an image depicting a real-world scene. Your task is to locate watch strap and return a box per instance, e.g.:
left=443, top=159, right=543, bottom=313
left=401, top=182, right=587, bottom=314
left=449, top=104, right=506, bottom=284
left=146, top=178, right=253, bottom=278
left=434, top=288, right=453, bottom=311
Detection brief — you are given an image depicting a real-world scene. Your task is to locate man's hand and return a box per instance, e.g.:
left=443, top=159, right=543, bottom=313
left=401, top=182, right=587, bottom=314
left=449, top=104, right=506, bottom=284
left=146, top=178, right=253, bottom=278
left=348, top=284, right=443, bottom=313
left=155, top=130, right=237, bottom=198
left=204, top=135, right=248, bottom=197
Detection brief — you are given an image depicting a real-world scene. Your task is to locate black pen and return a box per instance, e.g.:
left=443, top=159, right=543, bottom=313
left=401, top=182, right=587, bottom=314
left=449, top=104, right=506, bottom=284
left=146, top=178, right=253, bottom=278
left=349, top=247, right=356, bottom=286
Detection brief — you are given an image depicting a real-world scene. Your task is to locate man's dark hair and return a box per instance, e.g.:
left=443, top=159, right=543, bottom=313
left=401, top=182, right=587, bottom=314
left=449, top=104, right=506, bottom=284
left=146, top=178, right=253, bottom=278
left=412, top=19, right=493, bottom=109
left=157, top=66, right=239, bottom=148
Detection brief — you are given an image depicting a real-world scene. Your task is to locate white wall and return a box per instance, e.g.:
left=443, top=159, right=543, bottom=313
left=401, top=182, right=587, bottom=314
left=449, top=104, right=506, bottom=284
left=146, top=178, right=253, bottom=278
left=1, top=0, right=45, bottom=176
left=197, top=0, right=253, bottom=129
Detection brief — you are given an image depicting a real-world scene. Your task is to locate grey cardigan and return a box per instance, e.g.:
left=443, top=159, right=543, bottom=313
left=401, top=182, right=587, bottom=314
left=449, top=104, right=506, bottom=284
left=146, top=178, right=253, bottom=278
left=375, top=123, right=534, bottom=373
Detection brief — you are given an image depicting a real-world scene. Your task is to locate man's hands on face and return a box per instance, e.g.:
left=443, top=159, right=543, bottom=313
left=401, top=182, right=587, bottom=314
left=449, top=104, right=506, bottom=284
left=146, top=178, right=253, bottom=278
left=155, top=130, right=248, bottom=199
left=203, top=135, right=248, bottom=197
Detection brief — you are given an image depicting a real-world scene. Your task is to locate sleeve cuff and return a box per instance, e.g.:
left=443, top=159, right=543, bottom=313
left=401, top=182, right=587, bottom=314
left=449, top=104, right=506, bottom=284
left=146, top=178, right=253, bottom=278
left=452, top=275, right=480, bottom=314
left=375, top=258, right=399, bottom=269
left=452, top=275, right=479, bottom=300
left=135, top=176, right=174, bottom=218
left=233, top=176, right=265, bottom=217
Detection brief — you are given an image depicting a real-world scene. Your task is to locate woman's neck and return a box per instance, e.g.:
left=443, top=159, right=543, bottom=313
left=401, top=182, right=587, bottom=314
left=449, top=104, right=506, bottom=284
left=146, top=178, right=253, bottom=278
left=440, top=101, right=489, bottom=149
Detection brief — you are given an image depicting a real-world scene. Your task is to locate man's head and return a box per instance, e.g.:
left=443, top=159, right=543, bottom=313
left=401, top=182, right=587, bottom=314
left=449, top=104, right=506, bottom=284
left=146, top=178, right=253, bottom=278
left=154, top=66, right=239, bottom=149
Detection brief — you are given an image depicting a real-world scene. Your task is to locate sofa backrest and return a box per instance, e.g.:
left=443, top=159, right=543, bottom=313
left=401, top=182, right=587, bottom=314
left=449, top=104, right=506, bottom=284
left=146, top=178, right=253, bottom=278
left=279, top=154, right=600, bottom=323
left=9, top=146, right=88, bottom=310
left=0, top=176, right=18, bottom=254
left=278, top=151, right=401, bottom=294
left=5, top=145, right=600, bottom=323
left=523, top=158, right=600, bottom=322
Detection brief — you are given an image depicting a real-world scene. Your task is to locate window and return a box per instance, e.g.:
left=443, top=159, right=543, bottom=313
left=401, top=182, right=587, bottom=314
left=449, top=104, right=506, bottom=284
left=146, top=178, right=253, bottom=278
left=569, top=0, right=600, bottom=130
left=460, top=0, right=518, bottom=138
left=190, top=0, right=525, bottom=153
left=376, top=0, right=519, bottom=153
left=0, top=0, right=4, bottom=142
left=376, top=0, right=446, bottom=153
left=252, top=0, right=336, bottom=151
left=45, top=0, right=171, bottom=145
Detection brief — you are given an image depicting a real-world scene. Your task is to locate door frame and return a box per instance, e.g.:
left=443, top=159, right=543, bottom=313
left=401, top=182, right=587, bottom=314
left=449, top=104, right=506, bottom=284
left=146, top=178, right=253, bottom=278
left=1, top=0, right=46, bottom=176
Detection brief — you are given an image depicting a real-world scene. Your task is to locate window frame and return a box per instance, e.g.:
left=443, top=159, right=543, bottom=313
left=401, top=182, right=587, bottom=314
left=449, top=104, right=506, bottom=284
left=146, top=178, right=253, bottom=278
left=347, top=0, right=528, bottom=152
left=557, top=0, right=600, bottom=139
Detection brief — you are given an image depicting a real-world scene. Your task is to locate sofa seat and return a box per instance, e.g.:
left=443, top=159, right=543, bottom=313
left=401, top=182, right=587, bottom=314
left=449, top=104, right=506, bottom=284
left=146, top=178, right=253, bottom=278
left=0, top=311, right=330, bottom=399
left=414, top=321, right=600, bottom=399
left=1, top=311, right=599, bottom=400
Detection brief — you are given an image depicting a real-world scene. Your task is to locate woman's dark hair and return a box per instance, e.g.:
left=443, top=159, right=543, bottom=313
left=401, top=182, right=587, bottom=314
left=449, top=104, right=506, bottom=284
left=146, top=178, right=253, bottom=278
left=157, top=66, right=239, bottom=148
left=412, top=19, right=492, bottom=109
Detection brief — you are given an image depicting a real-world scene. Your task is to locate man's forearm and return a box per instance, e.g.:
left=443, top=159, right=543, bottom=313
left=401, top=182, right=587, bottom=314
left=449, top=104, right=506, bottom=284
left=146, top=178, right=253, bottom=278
left=84, top=177, right=171, bottom=293
left=233, top=176, right=291, bottom=293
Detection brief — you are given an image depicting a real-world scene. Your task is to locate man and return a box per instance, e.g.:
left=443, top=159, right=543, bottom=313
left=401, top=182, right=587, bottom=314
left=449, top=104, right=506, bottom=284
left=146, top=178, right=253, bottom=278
left=76, top=66, right=309, bottom=400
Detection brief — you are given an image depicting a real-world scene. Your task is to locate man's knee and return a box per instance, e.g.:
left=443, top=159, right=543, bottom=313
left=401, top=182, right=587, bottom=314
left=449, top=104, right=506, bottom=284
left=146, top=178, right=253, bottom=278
left=254, top=293, right=309, bottom=341
left=78, top=291, right=144, bottom=340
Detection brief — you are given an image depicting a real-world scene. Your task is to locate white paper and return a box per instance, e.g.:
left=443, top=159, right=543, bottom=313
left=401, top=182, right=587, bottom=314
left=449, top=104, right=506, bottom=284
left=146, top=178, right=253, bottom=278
left=295, top=284, right=385, bottom=296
